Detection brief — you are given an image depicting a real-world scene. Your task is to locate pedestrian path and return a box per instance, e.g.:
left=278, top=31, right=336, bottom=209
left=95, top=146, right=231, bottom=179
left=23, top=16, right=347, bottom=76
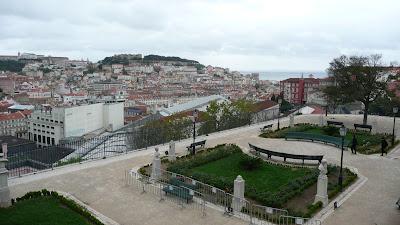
left=8, top=114, right=400, bottom=225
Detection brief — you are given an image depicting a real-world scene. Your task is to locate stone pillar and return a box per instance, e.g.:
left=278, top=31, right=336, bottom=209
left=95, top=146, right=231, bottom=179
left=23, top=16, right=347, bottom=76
left=151, top=147, right=161, bottom=181
left=314, top=159, right=328, bottom=207
left=1, top=144, right=7, bottom=159
left=289, top=115, right=294, bottom=127
left=319, top=114, right=325, bottom=126
left=232, top=175, right=245, bottom=211
left=168, top=141, right=176, bottom=161
left=372, top=118, right=378, bottom=134
left=0, top=151, right=11, bottom=207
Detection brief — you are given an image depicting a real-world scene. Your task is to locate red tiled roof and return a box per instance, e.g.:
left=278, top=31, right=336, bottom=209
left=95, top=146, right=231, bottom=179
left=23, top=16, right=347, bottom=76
left=252, top=100, right=278, bottom=113
left=0, top=111, right=27, bottom=121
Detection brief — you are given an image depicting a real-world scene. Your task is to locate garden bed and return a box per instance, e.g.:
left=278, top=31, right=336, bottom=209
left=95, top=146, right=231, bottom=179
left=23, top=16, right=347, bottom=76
left=260, top=124, right=396, bottom=154
left=0, top=190, right=104, bottom=225
left=144, top=144, right=357, bottom=217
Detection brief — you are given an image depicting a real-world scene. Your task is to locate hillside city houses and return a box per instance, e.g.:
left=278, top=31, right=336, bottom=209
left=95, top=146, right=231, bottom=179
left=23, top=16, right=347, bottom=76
left=1, top=52, right=396, bottom=148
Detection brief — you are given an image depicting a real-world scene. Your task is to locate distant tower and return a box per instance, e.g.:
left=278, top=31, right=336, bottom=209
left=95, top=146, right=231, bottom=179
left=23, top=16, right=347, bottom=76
left=17, top=52, right=20, bottom=57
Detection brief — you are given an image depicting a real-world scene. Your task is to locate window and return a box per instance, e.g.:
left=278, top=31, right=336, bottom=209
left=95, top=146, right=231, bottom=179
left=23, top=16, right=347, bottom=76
left=38, top=135, right=41, bottom=142
left=51, top=138, right=55, bottom=145
left=47, top=137, right=50, bottom=145
left=42, top=135, right=45, bottom=143
left=34, top=134, right=37, bottom=141
left=51, top=127, right=54, bottom=129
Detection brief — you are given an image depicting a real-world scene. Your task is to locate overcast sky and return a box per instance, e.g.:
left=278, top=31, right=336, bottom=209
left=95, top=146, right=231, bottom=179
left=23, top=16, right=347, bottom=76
left=0, top=0, right=399, bottom=71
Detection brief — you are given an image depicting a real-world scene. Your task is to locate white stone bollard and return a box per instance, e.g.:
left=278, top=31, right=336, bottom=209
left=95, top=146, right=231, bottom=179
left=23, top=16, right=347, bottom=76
left=319, top=115, right=325, bottom=126
left=232, top=175, right=245, bottom=211
left=1, top=144, right=7, bottom=159
left=151, top=147, right=161, bottom=181
left=372, top=118, right=378, bottom=134
left=314, top=159, right=328, bottom=207
left=168, top=141, right=176, bottom=161
left=0, top=151, right=11, bottom=208
left=289, top=115, right=295, bottom=127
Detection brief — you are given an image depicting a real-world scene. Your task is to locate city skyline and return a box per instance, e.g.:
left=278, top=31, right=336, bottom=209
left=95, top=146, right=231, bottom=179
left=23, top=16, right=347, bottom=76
left=0, top=0, right=399, bottom=71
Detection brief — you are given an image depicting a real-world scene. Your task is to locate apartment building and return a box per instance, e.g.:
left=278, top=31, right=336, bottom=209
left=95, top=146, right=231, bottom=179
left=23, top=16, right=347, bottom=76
left=280, top=77, right=333, bottom=104
left=0, top=110, right=32, bottom=138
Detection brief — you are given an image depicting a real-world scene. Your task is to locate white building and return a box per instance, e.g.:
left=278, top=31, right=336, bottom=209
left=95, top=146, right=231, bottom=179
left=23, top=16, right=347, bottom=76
left=27, top=103, right=124, bottom=147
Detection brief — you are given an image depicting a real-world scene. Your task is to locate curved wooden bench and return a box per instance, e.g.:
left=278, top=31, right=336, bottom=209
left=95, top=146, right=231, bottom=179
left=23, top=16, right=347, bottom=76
left=285, top=132, right=349, bottom=149
left=249, top=143, right=323, bottom=165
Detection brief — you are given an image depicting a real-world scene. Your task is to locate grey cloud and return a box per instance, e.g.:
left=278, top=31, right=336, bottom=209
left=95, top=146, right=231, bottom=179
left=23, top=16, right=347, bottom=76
left=0, top=0, right=399, bottom=70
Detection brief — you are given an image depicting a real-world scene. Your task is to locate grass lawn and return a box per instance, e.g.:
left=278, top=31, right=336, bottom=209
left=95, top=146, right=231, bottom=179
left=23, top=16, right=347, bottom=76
left=190, top=152, right=310, bottom=193
left=260, top=124, right=395, bottom=154
left=0, top=196, right=94, bottom=225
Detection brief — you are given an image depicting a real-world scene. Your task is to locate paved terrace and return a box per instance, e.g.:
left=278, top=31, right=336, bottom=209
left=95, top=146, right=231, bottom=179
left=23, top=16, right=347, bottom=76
left=8, top=114, right=400, bottom=225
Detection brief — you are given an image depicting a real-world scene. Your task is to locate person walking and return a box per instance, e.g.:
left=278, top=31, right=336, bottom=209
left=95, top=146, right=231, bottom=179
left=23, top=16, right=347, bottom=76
left=351, top=134, right=358, bottom=154
left=381, top=137, right=388, bottom=156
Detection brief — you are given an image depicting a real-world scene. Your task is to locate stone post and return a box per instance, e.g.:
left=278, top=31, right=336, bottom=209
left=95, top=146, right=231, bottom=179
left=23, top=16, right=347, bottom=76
left=314, top=159, right=328, bottom=207
left=372, top=118, right=378, bottom=134
left=1, top=143, right=7, bottom=159
left=0, top=150, right=11, bottom=207
left=319, top=114, right=325, bottom=126
left=232, top=175, right=245, bottom=211
left=168, top=141, right=176, bottom=161
left=151, top=147, right=161, bottom=181
left=289, top=115, right=294, bottom=127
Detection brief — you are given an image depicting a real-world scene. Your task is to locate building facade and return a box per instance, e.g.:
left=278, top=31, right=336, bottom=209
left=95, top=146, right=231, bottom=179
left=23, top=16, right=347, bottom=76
left=27, top=103, right=124, bottom=147
left=280, top=77, right=333, bottom=104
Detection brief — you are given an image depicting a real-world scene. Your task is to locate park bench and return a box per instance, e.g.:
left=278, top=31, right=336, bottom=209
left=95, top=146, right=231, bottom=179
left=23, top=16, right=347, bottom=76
left=186, top=140, right=206, bottom=154
left=169, top=177, right=198, bottom=190
left=162, top=185, right=193, bottom=203
left=249, top=143, right=323, bottom=165
left=260, top=124, right=273, bottom=132
left=327, top=120, right=343, bottom=127
left=285, top=132, right=349, bottom=149
left=354, top=123, right=372, bottom=132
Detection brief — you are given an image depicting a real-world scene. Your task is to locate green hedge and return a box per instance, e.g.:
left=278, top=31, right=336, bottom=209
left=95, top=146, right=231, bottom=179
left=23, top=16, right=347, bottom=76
left=167, top=144, right=319, bottom=208
left=13, top=190, right=104, bottom=225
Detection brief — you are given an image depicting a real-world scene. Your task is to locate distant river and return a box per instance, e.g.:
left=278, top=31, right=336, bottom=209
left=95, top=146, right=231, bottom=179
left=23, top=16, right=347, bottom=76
left=241, top=71, right=327, bottom=81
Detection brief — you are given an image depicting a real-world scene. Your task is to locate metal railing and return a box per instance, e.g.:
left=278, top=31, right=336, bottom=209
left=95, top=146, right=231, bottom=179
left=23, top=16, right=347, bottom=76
left=7, top=109, right=279, bottom=178
left=140, top=169, right=294, bottom=225
left=278, top=215, right=322, bottom=225
left=125, top=170, right=206, bottom=216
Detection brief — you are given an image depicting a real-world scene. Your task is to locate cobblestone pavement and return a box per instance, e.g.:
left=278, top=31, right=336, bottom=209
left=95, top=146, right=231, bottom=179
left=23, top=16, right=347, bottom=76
left=8, top=114, right=400, bottom=225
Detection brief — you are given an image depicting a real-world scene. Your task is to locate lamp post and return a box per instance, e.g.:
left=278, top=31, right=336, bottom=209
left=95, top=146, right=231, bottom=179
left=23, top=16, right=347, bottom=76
left=192, top=109, right=198, bottom=155
left=338, top=125, right=347, bottom=192
left=325, top=104, right=328, bottom=117
left=392, top=107, right=398, bottom=146
left=277, top=98, right=282, bottom=130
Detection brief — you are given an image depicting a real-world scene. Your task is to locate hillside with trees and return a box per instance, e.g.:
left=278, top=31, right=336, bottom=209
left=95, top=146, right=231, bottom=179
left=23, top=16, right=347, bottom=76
left=0, top=60, right=26, bottom=72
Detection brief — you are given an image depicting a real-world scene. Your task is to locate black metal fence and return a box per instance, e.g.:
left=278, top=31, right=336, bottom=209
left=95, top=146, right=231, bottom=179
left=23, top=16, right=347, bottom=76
left=6, top=108, right=279, bottom=178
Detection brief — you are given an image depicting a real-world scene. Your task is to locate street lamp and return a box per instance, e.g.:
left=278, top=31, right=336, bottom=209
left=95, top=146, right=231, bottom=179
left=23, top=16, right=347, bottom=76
left=338, top=125, right=347, bottom=192
left=325, top=104, right=328, bottom=117
left=392, top=107, right=398, bottom=146
left=277, top=98, right=282, bottom=130
left=192, top=109, right=199, bottom=155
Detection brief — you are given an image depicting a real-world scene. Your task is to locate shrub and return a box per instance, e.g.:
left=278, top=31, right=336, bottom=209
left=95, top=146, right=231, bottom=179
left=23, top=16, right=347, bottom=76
left=13, top=190, right=105, bottom=225
left=322, top=126, right=339, bottom=136
left=239, top=156, right=262, bottom=171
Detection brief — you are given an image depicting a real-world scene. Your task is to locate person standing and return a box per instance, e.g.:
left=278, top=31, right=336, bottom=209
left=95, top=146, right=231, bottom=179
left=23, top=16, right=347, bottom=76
left=381, top=137, right=388, bottom=156
left=351, top=134, right=358, bottom=154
